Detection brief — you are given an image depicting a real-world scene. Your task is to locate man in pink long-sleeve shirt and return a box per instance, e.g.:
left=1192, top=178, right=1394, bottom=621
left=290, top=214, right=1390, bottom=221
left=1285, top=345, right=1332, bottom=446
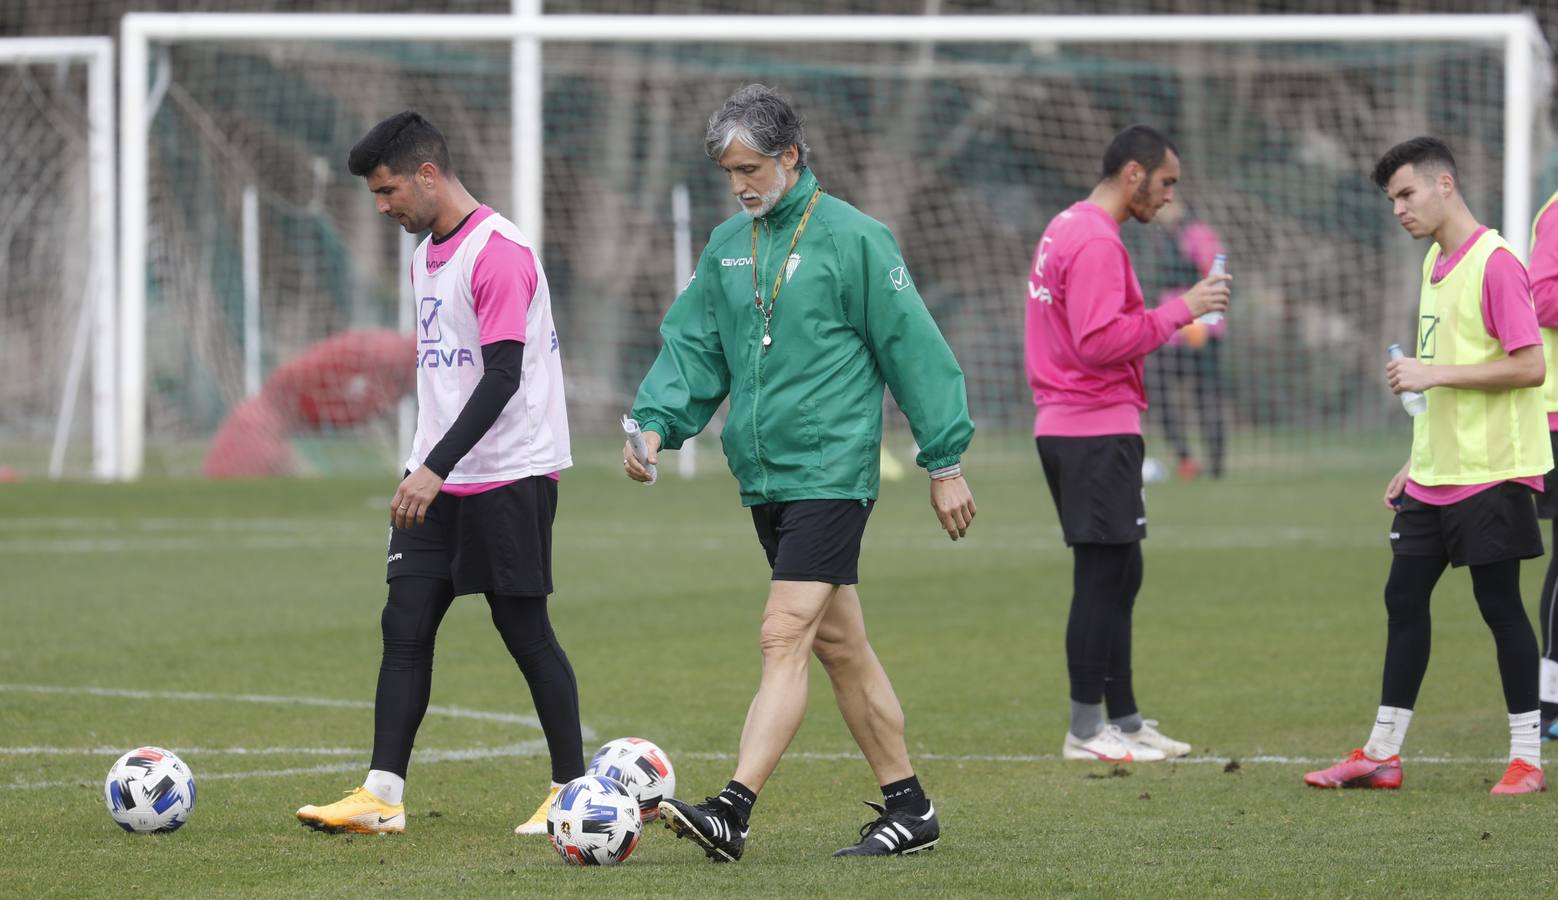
left=1529, top=191, right=1558, bottom=740
left=1024, top=125, right=1229, bottom=764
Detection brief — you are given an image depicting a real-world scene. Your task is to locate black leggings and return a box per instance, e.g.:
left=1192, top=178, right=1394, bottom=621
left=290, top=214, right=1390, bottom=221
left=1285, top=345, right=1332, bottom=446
left=1381, top=554, right=1538, bottom=714
left=370, top=576, right=584, bottom=784
left=1066, top=542, right=1144, bottom=717
left=1541, top=518, right=1558, bottom=715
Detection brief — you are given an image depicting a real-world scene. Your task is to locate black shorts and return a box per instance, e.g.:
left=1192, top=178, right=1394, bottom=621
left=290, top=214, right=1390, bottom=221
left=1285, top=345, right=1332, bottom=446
left=750, top=499, right=874, bottom=585
left=1037, top=435, right=1147, bottom=546
left=1537, top=431, right=1558, bottom=519
left=1390, top=481, right=1544, bottom=568
left=386, top=475, right=557, bottom=596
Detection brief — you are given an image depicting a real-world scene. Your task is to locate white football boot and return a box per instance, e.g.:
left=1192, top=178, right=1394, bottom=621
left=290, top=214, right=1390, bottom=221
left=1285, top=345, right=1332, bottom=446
left=1062, top=724, right=1166, bottom=763
left=1119, top=719, right=1191, bottom=759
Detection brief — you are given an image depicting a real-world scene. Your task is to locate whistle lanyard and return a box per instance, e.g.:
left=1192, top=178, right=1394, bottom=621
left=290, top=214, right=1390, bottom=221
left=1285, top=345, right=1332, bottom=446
left=750, top=188, right=822, bottom=349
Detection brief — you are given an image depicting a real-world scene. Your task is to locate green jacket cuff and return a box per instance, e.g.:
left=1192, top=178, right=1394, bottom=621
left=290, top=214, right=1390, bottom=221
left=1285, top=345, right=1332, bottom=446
left=920, top=453, right=962, bottom=472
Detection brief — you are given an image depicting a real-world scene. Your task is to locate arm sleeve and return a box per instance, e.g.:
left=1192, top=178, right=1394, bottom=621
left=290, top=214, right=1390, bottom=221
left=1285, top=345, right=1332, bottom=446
left=1069, top=240, right=1192, bottom=367
left=470, top=233, right=538, bottom=345
left=1531, top=204, right=1558, bottom=328
left=853, top=225, right=973, bottom=472
left=1481, top=248, right=1541, bottom=353
left=629, top=250, right=732, bottom=449
left=423, top=339, right=523, bottom=478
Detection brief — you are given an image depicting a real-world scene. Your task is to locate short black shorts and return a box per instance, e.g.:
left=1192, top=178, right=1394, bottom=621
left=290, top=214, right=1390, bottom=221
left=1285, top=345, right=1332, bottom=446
left=386, top=475, right=557, bottom=596
left=1037, top=435, right=1147, bottom=546
left=750, top=499, right=874, bottom=585
left=1390, top=481, right=1543, bottom=568
left=1537, top=431, right=1558, bottom=519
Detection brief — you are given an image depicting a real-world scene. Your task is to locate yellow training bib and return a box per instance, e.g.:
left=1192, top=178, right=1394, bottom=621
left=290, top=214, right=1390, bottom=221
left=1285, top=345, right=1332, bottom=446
left=1409, top=229, right=1551, bottom=485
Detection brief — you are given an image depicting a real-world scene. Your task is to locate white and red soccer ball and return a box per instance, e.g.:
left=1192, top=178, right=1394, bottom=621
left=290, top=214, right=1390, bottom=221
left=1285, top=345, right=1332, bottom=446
left=586, top=737, right=675, bottom=822
left=104, top=746, right=196, bottom=833
left=546, top=774, right=642, bottom=866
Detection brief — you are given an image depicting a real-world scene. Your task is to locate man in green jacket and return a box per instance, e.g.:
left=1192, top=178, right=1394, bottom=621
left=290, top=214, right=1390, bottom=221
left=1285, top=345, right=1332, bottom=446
left=624, top=84, right=975, bottom=861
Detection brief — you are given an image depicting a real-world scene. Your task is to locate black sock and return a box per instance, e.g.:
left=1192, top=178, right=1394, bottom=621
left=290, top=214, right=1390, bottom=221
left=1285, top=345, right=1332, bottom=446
left=717, top=780, right=755, bottom=826
left=881, top=774, right=930, bottom=816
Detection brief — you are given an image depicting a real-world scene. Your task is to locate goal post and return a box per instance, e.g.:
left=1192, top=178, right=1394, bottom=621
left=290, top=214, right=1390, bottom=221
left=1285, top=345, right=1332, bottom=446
left=115, top=12, right=1552, bottom=481
left=0, top=37, right=116, bottom=481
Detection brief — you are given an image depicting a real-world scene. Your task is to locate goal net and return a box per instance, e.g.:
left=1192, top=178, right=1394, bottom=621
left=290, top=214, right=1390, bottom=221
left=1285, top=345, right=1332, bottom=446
left=0, top=38, right=114, bottom=481
left=116, top=14, right=1553, bottom=480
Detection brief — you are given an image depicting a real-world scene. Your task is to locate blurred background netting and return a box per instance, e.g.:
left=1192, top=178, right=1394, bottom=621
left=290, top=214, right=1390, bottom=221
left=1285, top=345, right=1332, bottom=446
left=3, top=1, right=1555, bottom=479
left=0, top=55, right=99, bottom=477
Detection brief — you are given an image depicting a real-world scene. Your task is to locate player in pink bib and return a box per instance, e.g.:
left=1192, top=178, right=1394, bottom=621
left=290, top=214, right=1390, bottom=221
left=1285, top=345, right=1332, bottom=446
left=1528, top=191, right=1558, bottom=739
left=295, top=111, right=584, bottom=837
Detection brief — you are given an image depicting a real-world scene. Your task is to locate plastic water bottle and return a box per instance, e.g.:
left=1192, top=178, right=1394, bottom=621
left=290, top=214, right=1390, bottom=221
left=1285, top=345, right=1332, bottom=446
left=1387, top=344, right=1428, bottom=416
left=1197, top=254, right=1227, bottom=325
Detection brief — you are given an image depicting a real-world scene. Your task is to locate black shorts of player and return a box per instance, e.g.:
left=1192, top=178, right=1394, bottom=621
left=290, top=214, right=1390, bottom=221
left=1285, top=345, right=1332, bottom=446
left=386, top=475, right=557, bottom=595
left=1036, top=434, right=1146, bottom=546
left=750, top=499, right=874, bottom=585
left=1537, top=431, right=1558, bottom=519
left=1390, top=481, right=1544, bottom=568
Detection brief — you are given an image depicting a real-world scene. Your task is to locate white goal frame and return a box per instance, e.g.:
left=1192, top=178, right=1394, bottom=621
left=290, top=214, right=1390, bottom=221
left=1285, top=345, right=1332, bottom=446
left=2, top=37, right=116, bottom=480
left=116, top=12, right=1550, bottom=480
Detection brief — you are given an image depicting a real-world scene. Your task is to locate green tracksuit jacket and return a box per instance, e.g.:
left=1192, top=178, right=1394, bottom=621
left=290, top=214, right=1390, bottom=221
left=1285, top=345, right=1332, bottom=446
left=631, top=167, right=974, bottom=507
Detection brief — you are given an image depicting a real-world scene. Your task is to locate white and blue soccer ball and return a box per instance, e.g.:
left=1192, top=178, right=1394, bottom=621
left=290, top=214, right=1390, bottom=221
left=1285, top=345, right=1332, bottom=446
left=546, top=774, right=642, bottom=866
left=104, top=746, right=196, bottom=833
left=586, top=737, right=676, bottom=822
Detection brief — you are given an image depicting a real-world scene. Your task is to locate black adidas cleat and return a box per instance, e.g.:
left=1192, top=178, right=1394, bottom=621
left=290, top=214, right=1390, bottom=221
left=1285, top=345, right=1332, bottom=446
left=658, top=796, right=747, bottom=862
left=832, top=800, right=939, bottom=857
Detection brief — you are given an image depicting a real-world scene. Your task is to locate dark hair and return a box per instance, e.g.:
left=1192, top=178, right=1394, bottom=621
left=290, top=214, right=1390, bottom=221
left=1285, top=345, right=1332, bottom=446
left=1101, top=125, right=1178, bottom=180
left=348, top=111, right=452, bottom=178
left=1372, top=136, right=1458, bottom=190
left=704, top=84, right=809, bottom=169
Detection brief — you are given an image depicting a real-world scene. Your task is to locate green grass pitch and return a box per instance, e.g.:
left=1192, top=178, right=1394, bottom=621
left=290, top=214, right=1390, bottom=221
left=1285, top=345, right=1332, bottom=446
left=3, top=453, right=1557, bottom=896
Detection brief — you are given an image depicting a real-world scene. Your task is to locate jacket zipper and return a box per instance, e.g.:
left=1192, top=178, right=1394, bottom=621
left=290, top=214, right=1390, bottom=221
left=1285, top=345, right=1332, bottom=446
left=752, top=218, right=771, bottom=498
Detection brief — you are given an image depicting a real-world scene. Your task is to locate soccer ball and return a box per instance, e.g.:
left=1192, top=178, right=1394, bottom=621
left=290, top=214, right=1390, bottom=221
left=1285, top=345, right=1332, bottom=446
left=546, top=774, right=642, bottom=866
left=104, top=746, right=196, bottom=833
left=586, top=737, right=676, bottom=822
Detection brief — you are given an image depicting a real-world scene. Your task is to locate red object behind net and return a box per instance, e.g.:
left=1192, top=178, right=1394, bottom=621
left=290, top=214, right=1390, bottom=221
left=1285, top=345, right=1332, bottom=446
left=203, top=329, right=414, bottom=478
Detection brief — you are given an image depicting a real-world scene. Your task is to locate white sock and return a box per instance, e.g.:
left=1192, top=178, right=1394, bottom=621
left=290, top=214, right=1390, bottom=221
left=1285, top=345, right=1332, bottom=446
left=1509, top=710, right=1542, bottom=767
left=1363, top=705, right=1413, bottom=759
left=364, top=769, right=405, bottom=805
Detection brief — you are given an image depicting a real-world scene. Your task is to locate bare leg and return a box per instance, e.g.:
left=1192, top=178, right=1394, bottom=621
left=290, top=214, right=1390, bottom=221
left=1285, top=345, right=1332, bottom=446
left=730, top=580, right=837, bottom=793
left=812, top=585, right=913, bottom=785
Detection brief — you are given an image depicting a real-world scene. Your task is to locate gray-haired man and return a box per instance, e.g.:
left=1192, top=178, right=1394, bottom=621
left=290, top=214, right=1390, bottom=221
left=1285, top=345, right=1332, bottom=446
left=625, top=84, right=975, bottom=861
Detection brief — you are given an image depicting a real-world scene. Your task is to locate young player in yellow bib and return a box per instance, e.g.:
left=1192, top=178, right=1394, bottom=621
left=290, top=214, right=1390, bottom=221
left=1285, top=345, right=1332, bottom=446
left=1305, top=137, right=1551, bottom=795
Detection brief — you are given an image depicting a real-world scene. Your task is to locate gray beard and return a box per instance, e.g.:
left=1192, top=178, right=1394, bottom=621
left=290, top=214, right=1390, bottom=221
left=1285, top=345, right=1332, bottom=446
left=741, top=163, right=789, bottom=218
